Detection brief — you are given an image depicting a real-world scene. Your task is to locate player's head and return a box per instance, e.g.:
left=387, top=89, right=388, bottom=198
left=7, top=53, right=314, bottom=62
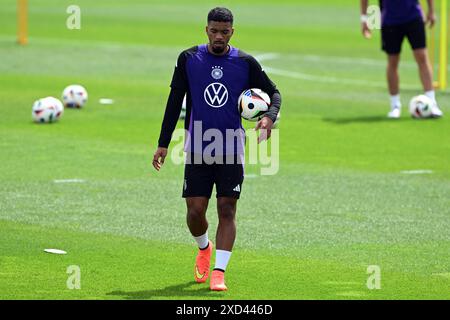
left=206, top=7, right=234, bottom=55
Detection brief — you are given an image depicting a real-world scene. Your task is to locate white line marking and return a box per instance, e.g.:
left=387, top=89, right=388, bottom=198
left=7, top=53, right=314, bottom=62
left=302, top=54, right=387, bottom=66
left=263, top=52, right=419, bottom=68
left=253, top=51, right=421, bottom=88
left=432, top=273, right=450, bottom=279
left=254, top=53, right=280, bottom=62
left=400, top=170, right=433, bottom=175
left=99, top=98, right=114, bottom=105
left=54, top=179, right=85, bottom=183
left=295, top=53, right=413, bottom=68
left=2, top=35, right=443, bottom=70
left=264, top=66, right=383, bottom=88
left=264, top=66, right=418, bottom=89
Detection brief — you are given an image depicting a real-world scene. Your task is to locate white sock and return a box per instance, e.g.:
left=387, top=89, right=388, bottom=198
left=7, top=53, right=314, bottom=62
left=390, top=94, right=401, bottom=109
left=194, top=232, right=209, bottom=250
left=214, top=250, right=232, bottom=272
left=424, top=90, right=436, bottom=103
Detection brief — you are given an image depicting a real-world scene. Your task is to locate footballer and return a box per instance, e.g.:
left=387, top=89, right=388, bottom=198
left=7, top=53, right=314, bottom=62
left=152, top=7, right=281, bottom=291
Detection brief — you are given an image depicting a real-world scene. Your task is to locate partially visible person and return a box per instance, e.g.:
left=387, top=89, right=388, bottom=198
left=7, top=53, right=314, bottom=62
left=361, top=0, right=443, bottom=118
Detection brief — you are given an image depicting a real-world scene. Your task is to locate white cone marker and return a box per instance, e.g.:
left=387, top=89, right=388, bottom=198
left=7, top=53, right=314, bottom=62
left=44, top=249, right=67, bottom=255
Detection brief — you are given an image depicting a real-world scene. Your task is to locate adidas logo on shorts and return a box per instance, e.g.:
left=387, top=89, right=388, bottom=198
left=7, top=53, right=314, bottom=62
left=233, top=184, right=241, bottom=193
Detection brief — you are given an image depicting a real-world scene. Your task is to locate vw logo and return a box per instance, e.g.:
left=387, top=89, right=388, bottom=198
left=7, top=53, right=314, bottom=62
left=204, top=82, right=228, bottom=108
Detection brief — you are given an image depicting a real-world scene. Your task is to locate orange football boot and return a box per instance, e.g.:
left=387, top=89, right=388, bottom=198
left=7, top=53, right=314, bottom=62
left=210, top=269, right=227, bottom=291
left=194, top=240, right=212, bottom=283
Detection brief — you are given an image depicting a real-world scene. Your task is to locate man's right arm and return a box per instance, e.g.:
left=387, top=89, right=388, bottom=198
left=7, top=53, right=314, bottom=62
left=157, top=88, right=185, bottom=148
left=426, top=0, right=436, bottom=28
left=157, top=52, right=189, bottom=148
left=153, top=51, right=189, bottom=171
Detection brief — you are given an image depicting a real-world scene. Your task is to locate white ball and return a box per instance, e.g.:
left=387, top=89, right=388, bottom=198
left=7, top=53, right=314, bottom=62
left=32, top=97, right=64, bottom=123
left=409, top=95, right=434, bottom=119
left=62, top=84, right=88, bottom=108
left=238, top=88, right=271, bottom=121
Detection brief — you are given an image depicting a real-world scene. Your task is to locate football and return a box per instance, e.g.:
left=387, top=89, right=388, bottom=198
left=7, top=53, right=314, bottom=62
left=32, top=97, right=64, bottom=123
left=238, top=88, right=270, bottom=121
left=62, top=84, right=88, bottom=108
left=409, top=95, right=434, bottom=119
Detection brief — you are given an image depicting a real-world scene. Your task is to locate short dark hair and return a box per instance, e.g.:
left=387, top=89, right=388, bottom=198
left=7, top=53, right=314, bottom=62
left=207, top=7, right=233, bottom=25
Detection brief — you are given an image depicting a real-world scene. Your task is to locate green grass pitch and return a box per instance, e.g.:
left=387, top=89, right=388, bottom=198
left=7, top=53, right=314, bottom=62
left=0, top=0, right=449, bottom=299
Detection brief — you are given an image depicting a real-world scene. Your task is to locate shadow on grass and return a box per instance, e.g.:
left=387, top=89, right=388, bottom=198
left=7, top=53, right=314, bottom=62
left=107, top=281, right=223, bottom=300
left=323, top=115, right=411, bottom=124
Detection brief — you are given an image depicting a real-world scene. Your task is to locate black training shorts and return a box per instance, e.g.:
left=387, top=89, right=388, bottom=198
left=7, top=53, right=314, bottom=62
left=182, top=153, right=244, bottom=199
left=381, top=17, right=426, bottom=55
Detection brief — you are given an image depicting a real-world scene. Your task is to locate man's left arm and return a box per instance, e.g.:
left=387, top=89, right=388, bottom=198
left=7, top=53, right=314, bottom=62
left=247, top=55, right=282, bottom=125
left=426, top=0, right=436, bottom=28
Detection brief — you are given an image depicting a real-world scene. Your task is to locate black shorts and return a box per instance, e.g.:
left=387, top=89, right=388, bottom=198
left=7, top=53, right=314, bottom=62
left=182, top=153, right=244, bottom=199
left=381, top=18, right=426, bottom=55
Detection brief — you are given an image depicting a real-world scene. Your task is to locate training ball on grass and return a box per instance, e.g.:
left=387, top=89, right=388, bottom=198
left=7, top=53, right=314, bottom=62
left=62, top=84, right=88, bottom=108
left=32, top=97, right=64, bottom=123
left=238, top=88, right=270, bottom=121
left=409, top=95, right=433, bottom=119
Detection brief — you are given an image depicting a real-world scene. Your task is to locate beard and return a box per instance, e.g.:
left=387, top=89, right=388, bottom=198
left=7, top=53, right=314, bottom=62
left=212, top=43, right=227, bottom=54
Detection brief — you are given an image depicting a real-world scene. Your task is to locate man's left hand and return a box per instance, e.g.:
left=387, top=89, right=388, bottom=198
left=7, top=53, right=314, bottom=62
left=426, top=11, right=436, bottom=28
left=255, top=116, right=274, bottom=144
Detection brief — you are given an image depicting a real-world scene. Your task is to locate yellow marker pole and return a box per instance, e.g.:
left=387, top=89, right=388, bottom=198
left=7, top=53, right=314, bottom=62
left=17, top=0, right=28, bottom=45
left=429, top=13, right=438, bottom=88
left=438, top=0, right=448, bottom=89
